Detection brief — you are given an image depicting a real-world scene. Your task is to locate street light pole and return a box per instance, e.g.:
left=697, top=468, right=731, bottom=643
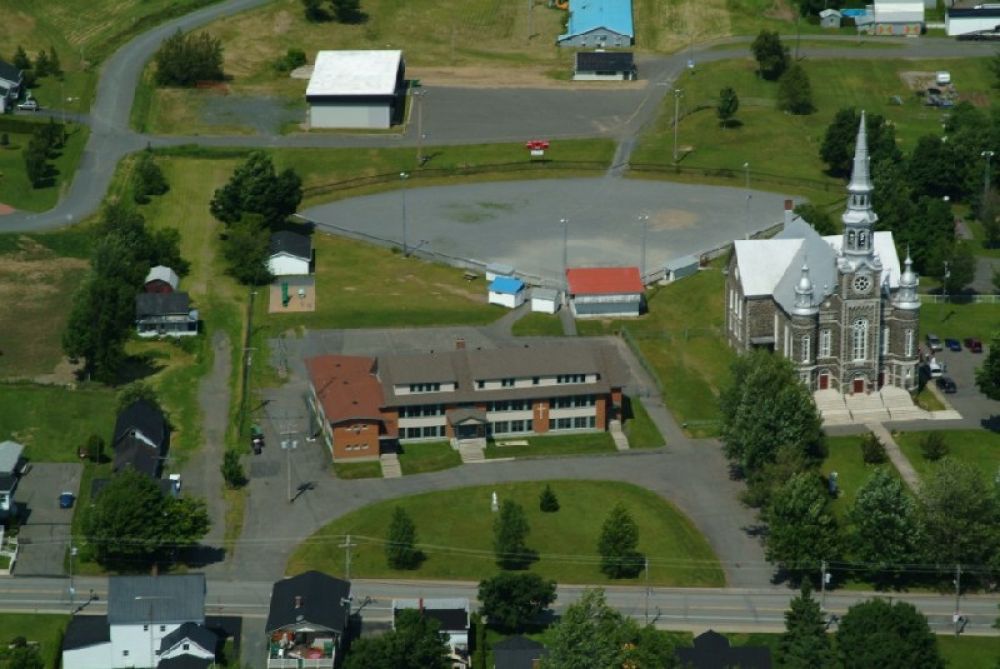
left=982, top=150, right=995, bottom=202
left=283, top=439, right=298, bottom=503
left=561, top=218, right=569, bottom=283
left=743, top=162, right=751, bottom=240
left=954, top=564, right=962, bottom=637
left=400, top=172, right=410, bottom=256
left=414, top=91, right=426, bottom=166
left=639, top=214, right=649, bottom=279
left=672, top=89, right=683, bottom=164
left=942, top=260, right=950, bottom=302
left=68, top=544, right=77, bottom=613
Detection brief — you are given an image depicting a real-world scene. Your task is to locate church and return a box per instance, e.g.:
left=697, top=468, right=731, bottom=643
left=725, top=113, right=921, bottom=395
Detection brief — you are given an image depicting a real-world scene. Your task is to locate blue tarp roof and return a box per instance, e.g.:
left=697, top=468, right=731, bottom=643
left=490, top=277, right=525, bottom=294
left=559, top=0, right=634, bottom=41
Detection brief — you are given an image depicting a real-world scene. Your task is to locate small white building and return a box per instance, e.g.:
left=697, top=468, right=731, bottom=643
left=489, top=276, right=526, bottom=309
left=819, top=8, right=842, bottom=28
left=268, top=231, right=312, bottom=277
left=531, top=287, right=560, bottom=314
left=946, top=7, right=1000, bottom=36
left=664, top=255, right=699, bottom=283
left=873, top=0, right=924, bottom=35
left=485, top=262, right=515, bottom=282
left=306, top=50, right=405, bottom=129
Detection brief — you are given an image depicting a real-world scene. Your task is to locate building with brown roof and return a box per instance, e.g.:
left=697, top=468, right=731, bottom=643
left=306, top=341, right=628, bottom=461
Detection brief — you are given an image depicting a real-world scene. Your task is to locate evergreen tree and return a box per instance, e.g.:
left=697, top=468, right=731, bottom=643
left=849, top=469, right=921, bottom=585
left=837, top=599, right=943, bottom=669
left=302, top=0, right=329, bottom=21
left=330, top=0, right=365, bottom=23
left=750, top=30, right=788, bottom=81
left=210, top=150, right=302, bottom=226
left=133, top=148, right=169, bottom=204
left=477, top=572, right=556, bottom=631
left=793, top=203, right=836, bottom=235
left=777, top=64, right=814, bottom=115
left=47, top=46, right=62, bottom=78
left=385, top=506, right=421, bottom=569
left=765, top=472, right=840, bottom=580
left=221, top=450, right=246, bottom=489
left=22, top=137, right=48, bottom=188
left=12, top=46, right=31, bottom=71
left=980, top=189, right=1000, bottom=249
left=821, top=108, right=901, bottom=178
left=598, top=503, right=644, bottom=578
left=977, top=331, right=1000, bottom=400
left=493, top=500, right=532, bottom=569
left=908, top=134, right=962, bottom=199
left=717, top=86, right=739, bottom=128
left=919, top=432, right=948, bottom=461
left=539, top=484, right=560, bottom=512
left=153, top=29, right=225, bottom=87
left=33, top=49, right=50, bottom=78
left=778, top=581, right=836, bottom=669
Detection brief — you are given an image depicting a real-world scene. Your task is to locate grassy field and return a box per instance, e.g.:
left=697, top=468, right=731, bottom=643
left=333, top=460, right=383, bottom=479
left=0, top=121, right=89, bottom=211
left=287, top=480, right=724, bottom=586
left=894, top=429, right=1000, bottom=482
left=0, top=384, right=117, bottom=462
left=0, top=613, right=69, bottom=668
left=821, top=434, right=902, bottom=520
left=511, top=312, right=565, bottom=337
left=398, top=440, right=462, bottom=475
left=623, top=396, right=665, bottom=449
left=485, top=432, right=617, bottom=459
left=579, top=267, right=733, bottom=437
left=918, top=302, right=1000, bottom=341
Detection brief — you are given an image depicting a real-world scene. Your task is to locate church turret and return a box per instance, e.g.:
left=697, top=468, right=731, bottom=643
left=894, top=250, right=920, bottom=310
left=792, top=262, right=818, bottom=316
left=841, top=112, right=879, bottom=267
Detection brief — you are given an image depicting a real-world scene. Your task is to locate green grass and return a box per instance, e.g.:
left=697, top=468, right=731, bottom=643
left=511, top=312, right=565, bottom=337
left=287, top=480, right=724, bottom=586
left=0, top=121, right=89, bottom=211
left=0, top=613, right=69, bottom=668
left=70, top=460, right=111, bottom=571
left=919, top=302, right=1000, bottom=341
left=623, top=396, right=665, bottom=449
left=0, top=384, right=117, bottom=462
left=398, top=440, right=462, bottom=475
left=579, top=268, right=733, bottom=437
left=821, top=435, right=902, bottom=520
left=937, top=636, right=1000, bottom=668
left=485, top=432, right=617, bottom=459
left=895, top=430, right=1000, bottom=482
left=333, top=460, right=383, bottom=479
left=914, top=386, right=946, bottom=412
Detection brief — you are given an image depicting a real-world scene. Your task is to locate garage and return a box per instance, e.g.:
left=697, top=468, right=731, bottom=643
left=306, top=50, right=406, bottom=129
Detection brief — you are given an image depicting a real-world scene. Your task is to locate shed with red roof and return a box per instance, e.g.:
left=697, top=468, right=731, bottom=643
left=565, top=266, right=644, bottom=318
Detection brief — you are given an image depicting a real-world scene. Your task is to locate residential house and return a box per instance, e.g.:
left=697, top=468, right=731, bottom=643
left=136, top=292, right=199, bottom=338
left=144, top=266, right=180, bottom=294
left=392, top=598, right=470, bottom=666
left=492, top=635, right=548, bottom=669
left=565, top=266, right=644, bottom=318
left=530, top=287, right=560, bottom=314
left=112, top=400, right=169, bottom=479
left=0, top=59, right=23, bottom=103
left=62, top=574, right=217, bottom=669
left=674, top=630, right=772, bottom=669
left=573, top=51, right=637, bottom=81
left=268, top=231, right=313, bottom=277
left=557, top=0, right=634, bottom=47
left=306, top=50, right=405, bottom=129
left=488, top=276, right=526, bottom=309
left=946, top=7, right=1000, bottom=36
left=0, top=441, right=24, bottom=520
left=306, top=340, right=628, bottom=461
left=265, top=571, right=352, bottom=669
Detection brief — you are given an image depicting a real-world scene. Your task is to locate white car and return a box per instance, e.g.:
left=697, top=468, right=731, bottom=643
left=16, top=99, right=39, bottom=112
left=935, top=71, right=951, bottom=86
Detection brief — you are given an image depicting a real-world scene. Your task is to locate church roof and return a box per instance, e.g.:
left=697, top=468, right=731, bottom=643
left=823, top=231, right=901, bottom=290
left=733, top=238, right=802, bottom=297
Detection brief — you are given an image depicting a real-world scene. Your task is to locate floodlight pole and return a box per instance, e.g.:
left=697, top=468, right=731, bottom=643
left=672, top=89, right=683, bottom=164
left=639, top=214, right=649, bottom=279
left=561, top=218, right=569, bottom=284
left=400, top=172, right=410, bottom=256
left=743, top=162, right=751, bottom=240
left=414, top=91, right=426, bottom=165
left=982, top=150, right=995, bottom=202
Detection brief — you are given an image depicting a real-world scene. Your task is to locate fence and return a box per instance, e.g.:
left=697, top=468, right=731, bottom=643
left=630, top=162, right=845, bottom=196
left=920, top=294, right=1000, bottom=304
left=620, top=326, right=665, bottom=398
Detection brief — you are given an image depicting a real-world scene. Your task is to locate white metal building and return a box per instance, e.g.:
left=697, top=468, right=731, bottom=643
left=872, top=0, right=925, bottom=35
left=268, top=231, right=312, bottom=276
left=489, top=277, right=526, bottom=309
left=531, top=287, right=560, bottom=314
left=566, top=267, right=644, bottom=318
left=946, top=8, right=1000, bottom=36
left=306, top=50, right=405, bottom=129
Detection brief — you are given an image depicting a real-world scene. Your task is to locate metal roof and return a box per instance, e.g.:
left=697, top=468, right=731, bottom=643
left=107, top=574, right=206, bottom=625
left=559, top=0, right=634, bottom=40
left=0, top=441, right=24, bottom=475
left=306, top=50, right=402, bottom=97
left=266, top=571, right=352, bottom=633
left=531, top=287, right=559, bottom=301
left=135, top=292, right=191, bottom=318
left=575, top=51, right=635, bottom=72
left=269, top=231, right=312, bottom=260
left=566, top=266, right=643, bottom=295
left=489, top=277, right=525, bottom=294
left=144, top=265, right=180, bottom=290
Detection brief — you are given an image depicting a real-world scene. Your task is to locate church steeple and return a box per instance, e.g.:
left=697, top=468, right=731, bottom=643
left=895, top=249, right=920, bottom=310
left=793, top=262, right=818, bottom=316
left=841, top=111, right=879, bottom=266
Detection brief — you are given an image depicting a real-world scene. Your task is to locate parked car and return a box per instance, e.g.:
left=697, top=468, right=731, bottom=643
left=964, top=337, right=983, bottom=353
left=926, top=333, right=943, bottom=352
left=16, top=99, right=39, bottom=112
left=936, top=376, right=957, bottom=393
left=945, top=338, right=961, bottom=352
left=251, top=424, right=265, bottom=455
left=926, top=358, right=945, bottom=378
left=59, top=492, right=75, bottom=509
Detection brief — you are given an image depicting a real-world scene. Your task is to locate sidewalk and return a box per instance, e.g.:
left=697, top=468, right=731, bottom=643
left=866, top=422, right=921, bottom=491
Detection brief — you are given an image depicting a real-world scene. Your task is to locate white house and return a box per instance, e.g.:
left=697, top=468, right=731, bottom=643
left=488, top=276, right=526, bottom=309
left=393, top=598, right=470, bottom=665
left=946, top=7, right=1000, bottom=36
left=530, top=287, right=560, bottom=314
left=268, top=231, right=312, bottom=277
left=0, top=60, right=23, bottom=103
left=566, top=266, right=644, bottom=318
left=306, top=50, right=405, bottom=129
left=62, top=574, right=217, bottom=669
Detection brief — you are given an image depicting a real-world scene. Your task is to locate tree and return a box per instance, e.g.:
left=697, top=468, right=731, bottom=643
left=978, top=332, right=1000, bottom=400
left=385, top=506, right=421, bottom=569
left=210, top=151, right=303, bottom=226
left=330, top=0, right=365, bottom=23
left=494, top=500, right=532, bottom=569
left=859, top=432, right=887, bottom=464
left=765, top=472, right=840, bottom=580
left=83, top=469, right=209, bottom=566
left=777, top=64, right=814, bottom=115
left=992, top=49, right=1000, bottom=89
left=302, top=0, right=329, bottom=21
left=793, top=203, right=836, bottom=235
left=222, top=213, right=272, bottom=285
left=821, top=108, right=901, bottom=178
left=539, top=484, right=560, bottom=512
left=477, top=572, right=556, bottom=631
left=598, top=503, right=644, bottom=578
left=0, top=641, right=45, bottom=669
left=918, top=458, right=1000, bottom=575
left=345, top=608, right=450, bottom=669
left=153, top=30, right=225, bottom=87
left=85, top=434, right=105, bottom=463
left=891, top=196, right=954, bottom=275
left=717, top=86, right=739, bottom=127
left=133, top=148, right=169, bottom=204
left=221, top=450, right=246, bottom=489
left=837, top=598, right=943, bottom=669
left=920, top=432, right=949, bottom=461
left=12, top=46, right=31, bottom=72
left=849, top=469, right=922, bottom=584
left=47, top=46, right=62, bottom=79
left=117, top=381, right=161, bottom=414
left=932, top=241, right=975, bottom=295
left=750, top=30, right=788, bottom=81
left=778, top=581, right=836, bottom=669
left=33, top=50, right=50, bottom=78
left=981, top=189, right=1000, bottom=249
left=907, top=134, right=962, bottom=199
left=22, top=137, right=48, bottom=188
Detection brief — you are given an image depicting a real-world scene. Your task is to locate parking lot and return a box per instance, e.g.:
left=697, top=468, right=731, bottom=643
left=13, top=462, right=82, bottom=576
left=926, top=339, right=999, bottom=428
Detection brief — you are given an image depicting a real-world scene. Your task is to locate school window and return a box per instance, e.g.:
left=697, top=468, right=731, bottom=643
left=573, top=416, right=589, bottom=429
left=477, top=380, right=485, bottom=389
left=532, top=376, right=540, bottom=385
left=556, top=374, right=585, bottom=384
left=492, top=421, right=510, bottom=434
left=123, top=651, right=130, bottom=658
left=501, top=378, right=515, bottom=387
left=409, top=383, right=441, bottom=393
left=510, top=420, right=526, bottom=432
left=422, top=426, right=439, bottom=438
left=510, top=399, right=526, bottom=411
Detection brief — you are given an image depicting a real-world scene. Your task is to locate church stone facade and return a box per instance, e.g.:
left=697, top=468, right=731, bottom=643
left=725, top=113, right=921, bottom=394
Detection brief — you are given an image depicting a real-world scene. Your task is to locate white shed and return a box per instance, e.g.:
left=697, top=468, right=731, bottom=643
left=530, top=287, right=560, bottom=314
left=664, top=255, right=699, bottom=282
left=485, top=263, right=515, bottom=282
left=819, top=8, right=842, bottom=28
left=268, top=231, right=312, bottom=277
left=306, top=50, right=405, bottom=129
left=488, top=277, right=526, bottom=309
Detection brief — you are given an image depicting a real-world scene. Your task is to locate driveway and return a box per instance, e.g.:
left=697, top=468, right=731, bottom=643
left=925, top=344, right=1000, bottom=429
left=13, top=463, right=82, bottom=576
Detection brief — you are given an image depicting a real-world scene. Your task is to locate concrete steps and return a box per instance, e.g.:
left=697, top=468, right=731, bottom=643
left=457, top=439, right=487, bottom=464
left=609, top=420, right=629, bottom=451
left=379, top=453, right=401, bottom=478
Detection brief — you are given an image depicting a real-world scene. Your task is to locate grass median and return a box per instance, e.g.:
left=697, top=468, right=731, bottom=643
left=287, top=480, right=724, bottom=586
left=398, top=441, right=462, bottom=475
left=894, top=430, right=1000, bottom=482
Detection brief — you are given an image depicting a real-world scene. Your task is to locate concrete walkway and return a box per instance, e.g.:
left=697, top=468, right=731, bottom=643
left=559, top=306, right=577, bottom=335
left=866, top=423, right=921, bottom=492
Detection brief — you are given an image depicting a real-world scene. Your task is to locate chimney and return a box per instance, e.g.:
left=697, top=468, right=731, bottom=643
left=294, top=595, right=304, bottom=609
left=455, top=338, right=466, bottom=350
left=784, top=199, right=794, bottom=228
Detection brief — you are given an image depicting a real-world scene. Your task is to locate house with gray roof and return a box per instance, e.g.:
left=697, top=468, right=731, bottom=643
left=136, top=292, right=199, bottom=338
left=726, top=113, right=920, bottom=395
left=0, top=440, right=24, bottom=520
left=0, top=59, right=23, bottom=104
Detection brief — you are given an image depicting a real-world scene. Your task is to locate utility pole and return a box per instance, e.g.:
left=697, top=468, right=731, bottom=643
left=68, top=544, right=77, bottom=613
left=639, top=214, right=649, bottom=279
left=953, top=564, right=962, bottom=637
left=239, top=289, right=257, bottom=436
left=400, top=172, right=410, bottom=256
left=982, top=150, right=995, bottom=202
left=340, top=534, right=357, bottom=580
left=561, top=217, right=569, bottom=283
left=942, top=260, right=951, bottom=302
left=672, top=89, right=683, bottom=164
left=527, top=0, right=533, bottom=42
left=414, top=90, right=426, bottom=166
left=282, top=438, right=298, bottom=503
left=743, top=162, right=751, bottom=240
left=820, top=560, right=828, bottom=611
left=644, top=556, right=650, bottom=625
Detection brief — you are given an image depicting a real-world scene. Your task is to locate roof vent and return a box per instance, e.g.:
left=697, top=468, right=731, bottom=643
left=295, top=595, right=304, bottom=609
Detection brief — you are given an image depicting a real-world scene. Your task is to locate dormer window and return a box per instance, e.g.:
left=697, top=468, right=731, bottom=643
left=556, top=374, right=586, bottom=384
left=409, top=383, right=441, bottom=393
left=501, top=378, right=515, bottom=387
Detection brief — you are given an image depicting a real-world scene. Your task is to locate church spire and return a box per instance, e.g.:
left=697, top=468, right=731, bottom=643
left=841, top=111, right=879, bottom=265
left=848, top=111, right=873, bottom=193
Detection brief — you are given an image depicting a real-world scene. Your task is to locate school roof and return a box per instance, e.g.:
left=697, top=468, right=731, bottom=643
left=107, top=574, right=206, bottom=625
left=306, top=50, right=403, bottom=98
left=566, top=266, right=643, bottom=295
left=269, top=231, right=312, bottom=260
left=0, top=440, right=24, bottom=475
left=575, top=51, right=635, bottom=72
left=266, top=571, right=352, bottom=633
left=144, top=265, right=180, bottom=290
left=489, top=277, right=525, bottom=294
left=306, top=355, right=384, bottom=424
left=559, top=0, right=635, bottom=41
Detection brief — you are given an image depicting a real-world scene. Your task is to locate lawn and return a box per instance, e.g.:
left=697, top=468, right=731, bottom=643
left=578, top=267, right=734, bottom=437
left=821, top=434, right=901, bottom=520
left=332, top=460, right=383, bottom=479
left=0, top=613, right=69, bottom=668
left=0, top=120, right=89, bottom=211
left=937, top=636, right=1000, bottom=668
left=0, top=383, right=117, bottom=462
left=484, top=432, right=617, bottom=459
left=918, top=301, right=1000, bottom=342
left=398, top=440, right=462, bottom=475
left=287, top=480, right=724, bottom=586
left=511, top=312, right=565, bottom=337
left=894, top=429, right=1000, bottom=482
left=623, top=396, right=665, bottom=449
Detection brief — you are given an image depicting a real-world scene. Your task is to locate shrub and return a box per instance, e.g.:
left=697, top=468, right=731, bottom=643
left=274, top=48, right=307, bottom=73
left=860, top=433, right=887, bottom=464
left=0, top=133, right=8, bottom=147
left=86, top=434, right=105, bottom=463
left=920, top=432, right=949, bottom=461
left=154, top=29, right=225, bottom=87
left=539, top=484, right=560, bottom=512
left=221, top=450, right=247, bottom=489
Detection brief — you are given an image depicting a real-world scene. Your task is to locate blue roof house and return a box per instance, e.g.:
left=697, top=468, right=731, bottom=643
left=488, top=276, right=526, bottom=309
left=557, top=0, right=634, bottom=48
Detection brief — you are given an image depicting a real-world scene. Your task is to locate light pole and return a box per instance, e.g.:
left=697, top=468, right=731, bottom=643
left=400, top=172, right=409, bottom=256
left=982, top=150, right=995, bottom=202
left=672, top=89, right=683, bottom=164
left=414, top=90, right=427, bottom=166
left=282, top=438, right=298, bottom=503
left=68, top=544, right=77, bottom=612
left=638, top=213, right=649, bottom=279
left=942, top=260, right=951, bottom=302
left=561, top=218, right=569, bottom=283
left=743, top=162, right=751, bottom=240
